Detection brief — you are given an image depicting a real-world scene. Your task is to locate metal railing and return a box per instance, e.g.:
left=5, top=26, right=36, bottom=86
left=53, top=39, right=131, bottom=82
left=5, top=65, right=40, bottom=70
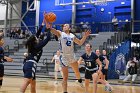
left=99, top=31, right=130, bottom=56
left=14, top=40, right=19, bottom=51
left=4, top=45, right=10, bottom=56
left=43, top=58, right=48, bottom=73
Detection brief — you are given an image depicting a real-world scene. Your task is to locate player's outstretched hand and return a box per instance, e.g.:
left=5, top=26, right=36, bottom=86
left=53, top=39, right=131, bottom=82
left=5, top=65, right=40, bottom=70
left=43, top=12, right=52, bottom=29
left=84, top=30, right=91, bottom=37
left=4, top=56, right=13, bottom=62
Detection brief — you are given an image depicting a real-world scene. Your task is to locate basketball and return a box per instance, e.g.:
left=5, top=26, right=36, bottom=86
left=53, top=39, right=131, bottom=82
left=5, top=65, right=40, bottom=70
left=24, top=52, right=28, bottom=57
left=45, top=12, right=56, bottom=23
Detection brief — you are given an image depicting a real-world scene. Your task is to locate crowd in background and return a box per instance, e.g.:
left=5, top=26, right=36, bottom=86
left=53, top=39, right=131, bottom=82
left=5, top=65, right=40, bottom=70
left=6, top=28, right=30, bottom=39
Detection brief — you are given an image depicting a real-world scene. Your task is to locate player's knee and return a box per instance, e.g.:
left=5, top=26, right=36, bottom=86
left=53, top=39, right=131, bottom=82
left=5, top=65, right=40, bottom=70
left=93, top=80, right=97, bottom=84
left=63, top=76, right=68, bottom=81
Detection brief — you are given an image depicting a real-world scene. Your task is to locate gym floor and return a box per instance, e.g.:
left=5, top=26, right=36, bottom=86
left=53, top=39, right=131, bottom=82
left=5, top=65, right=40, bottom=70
left=0, top=76, right=140, bottom=93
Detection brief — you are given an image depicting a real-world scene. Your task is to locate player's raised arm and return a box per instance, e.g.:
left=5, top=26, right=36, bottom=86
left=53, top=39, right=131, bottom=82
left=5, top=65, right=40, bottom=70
left=4, top=56, right=13, bottom=62
left=74, top=30, right=91, bottom=46
left=51, top=56, right=55, bottom=63
left=96, top=58, right=102, bottom=72
left=44, top=12, right=61, bottom=38
left=104, top=58, right=109, bottom=69
left=51, top=28, right=61, bottom=38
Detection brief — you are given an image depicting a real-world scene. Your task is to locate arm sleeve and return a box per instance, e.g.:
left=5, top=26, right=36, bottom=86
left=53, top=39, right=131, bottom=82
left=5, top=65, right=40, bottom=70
left=35, top=30, right=51, bottom=50
left=94, top=54, right=99, bottom=60
left=99, top=55, right=105, bottom=61
left=0, top=48, right=5, bottom=61
left=81, top=54, right=85, bottom=59
left=0, top=54, right=4, bottom=59
left=36, top=25, right=43, bottom=38
left=101, top=56, right=105, bottom=61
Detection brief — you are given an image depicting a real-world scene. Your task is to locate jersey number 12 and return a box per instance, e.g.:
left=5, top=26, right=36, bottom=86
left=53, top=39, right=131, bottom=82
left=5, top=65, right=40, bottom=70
left=66, top=41, right=71, bottom=46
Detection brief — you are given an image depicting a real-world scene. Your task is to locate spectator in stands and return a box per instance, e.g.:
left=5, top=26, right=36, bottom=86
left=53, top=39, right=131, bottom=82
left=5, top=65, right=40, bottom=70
left=112, top=16, right=118, bottom=32
left=25, top=30, right=30, bottom=39
left=82, top=23, right=89, bottom=32
left=10, top=29, right=15, bottom=39
left=6, top=29, right=10, bottom=37
left=133, top=57, right=138, bottom=63
left=123, top=59, right=137, bottom=83
left=15, top=28, right=20, bottom=39
left=22, top=30, right=26, bottom=38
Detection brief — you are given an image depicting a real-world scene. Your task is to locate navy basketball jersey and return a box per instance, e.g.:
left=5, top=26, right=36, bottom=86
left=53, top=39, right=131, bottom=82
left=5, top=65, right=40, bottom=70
left=81, top=52, right=98, bottom=69
left=0, top=47, right=4, bottom=62
left=99, top=55, right=105, bottom=67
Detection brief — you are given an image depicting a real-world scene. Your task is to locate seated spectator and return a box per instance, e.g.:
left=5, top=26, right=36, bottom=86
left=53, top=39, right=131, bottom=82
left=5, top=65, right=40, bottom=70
left=123, top=59, right=137, bottom=83
left=112, top=16, right=118, bottom=32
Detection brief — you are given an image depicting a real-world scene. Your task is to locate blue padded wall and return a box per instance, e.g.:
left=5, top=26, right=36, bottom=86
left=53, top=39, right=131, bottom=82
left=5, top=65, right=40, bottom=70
left=108, top=40, right=131, bottom=79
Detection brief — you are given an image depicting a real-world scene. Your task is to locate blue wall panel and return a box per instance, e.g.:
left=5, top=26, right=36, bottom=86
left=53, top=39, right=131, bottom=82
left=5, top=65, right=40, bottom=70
left=22, top=0, right=36, bottom=33
left=134, top=0, right=140, bottom=32
left=22, top=0, right=131, bottom=33
left=39, top=0, right=131, bottom=24
left=39, top=0, right=72, bottom=25
left=108, top=40, right=130, bottom=79
left=135, top=0, right=140, bottom=20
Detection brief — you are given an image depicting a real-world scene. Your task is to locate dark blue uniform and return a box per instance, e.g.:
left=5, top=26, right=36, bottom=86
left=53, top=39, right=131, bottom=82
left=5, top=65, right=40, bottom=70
left=23, top=28, right=51, bottom=80
left=81, top=52, right=99, bottom=79
left=0, top=47, right=6, bottom=77
left=99, top=55, right=108, bottom=75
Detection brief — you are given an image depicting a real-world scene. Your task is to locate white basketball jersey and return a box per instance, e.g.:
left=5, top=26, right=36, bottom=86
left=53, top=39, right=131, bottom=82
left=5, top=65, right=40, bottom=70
left=54, top=55, right=60, bottom=64
left=59, top=32, right=75, bottom=54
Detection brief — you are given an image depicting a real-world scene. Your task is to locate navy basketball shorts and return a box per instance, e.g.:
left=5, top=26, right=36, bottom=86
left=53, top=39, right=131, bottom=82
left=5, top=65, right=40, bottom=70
left=85, top=69, right=97, bottom=79
left=102, top=68, right=108, bottom=75
left=0, top=63, right=4, bottom=77
left=23, top=60, right=37, bottom=80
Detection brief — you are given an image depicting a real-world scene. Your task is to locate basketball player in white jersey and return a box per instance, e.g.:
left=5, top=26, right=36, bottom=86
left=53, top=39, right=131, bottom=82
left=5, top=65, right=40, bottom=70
left=51, top=50, right=63, bottom=84
left=46, top=22, right=90, bottom=93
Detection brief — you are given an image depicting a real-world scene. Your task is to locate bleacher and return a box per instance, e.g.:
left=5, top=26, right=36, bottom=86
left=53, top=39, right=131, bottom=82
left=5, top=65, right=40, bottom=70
left=3, top=32, right=117, bottom=78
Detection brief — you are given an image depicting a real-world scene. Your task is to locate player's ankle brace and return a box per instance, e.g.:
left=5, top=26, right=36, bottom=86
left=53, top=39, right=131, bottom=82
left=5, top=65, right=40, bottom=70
left=0, top=79, right=3, bottom=86
left=78, top=79, right=82, bottom=83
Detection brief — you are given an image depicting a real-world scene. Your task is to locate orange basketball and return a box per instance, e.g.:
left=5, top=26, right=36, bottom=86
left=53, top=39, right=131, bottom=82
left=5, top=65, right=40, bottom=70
left=45, top=12, right=56, bottom=23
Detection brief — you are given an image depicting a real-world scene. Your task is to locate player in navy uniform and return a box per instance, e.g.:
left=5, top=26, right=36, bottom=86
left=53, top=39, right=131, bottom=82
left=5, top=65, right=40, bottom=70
left=20, top=18, right=51, bottom=93
left=95, top=49, right=113, bottom=92
left=102, top=50, right=109, bottom=80
left=78, top=43, right=102, bottom=93
left=0, top=33, right=13, bottom=89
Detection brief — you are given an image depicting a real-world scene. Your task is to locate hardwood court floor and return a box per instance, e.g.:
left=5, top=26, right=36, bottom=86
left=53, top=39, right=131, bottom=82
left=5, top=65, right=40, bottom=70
left=0, top=76, right=140, bottom=93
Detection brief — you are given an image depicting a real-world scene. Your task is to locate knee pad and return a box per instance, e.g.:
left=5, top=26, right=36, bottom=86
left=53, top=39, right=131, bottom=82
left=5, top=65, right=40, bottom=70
left=0, top=79, right=3, bottom=86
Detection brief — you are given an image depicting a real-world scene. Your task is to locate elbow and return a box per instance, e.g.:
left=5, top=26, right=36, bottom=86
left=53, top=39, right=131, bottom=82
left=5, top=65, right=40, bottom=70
left=78, top=42, right=83, bottom=46
left=100, top=64, right=102, bottom=68
left=79, top=43, right=82, bottom=46
left=48, top=36, right=51, bottom=41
